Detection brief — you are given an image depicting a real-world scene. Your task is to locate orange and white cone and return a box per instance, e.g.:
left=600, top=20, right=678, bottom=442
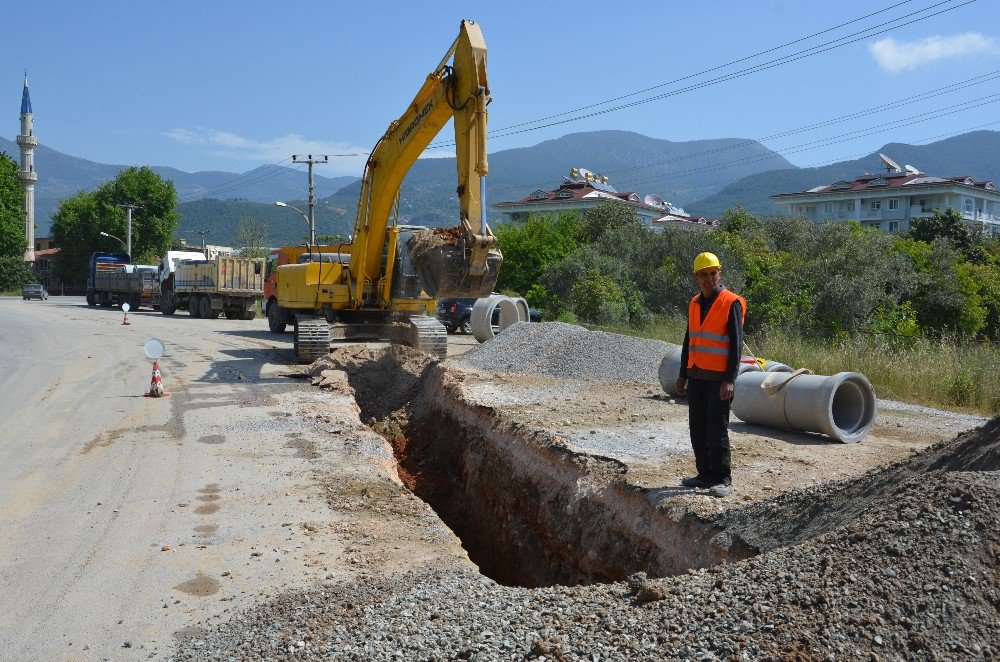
left=122, top=311, right=131, bottom=326
left=144, top=360, right=168, bottom=397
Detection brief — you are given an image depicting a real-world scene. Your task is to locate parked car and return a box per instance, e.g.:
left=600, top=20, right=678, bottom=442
left=437, top=296, right=541, bottom=334
left=22, top=283, right=48, bottom=301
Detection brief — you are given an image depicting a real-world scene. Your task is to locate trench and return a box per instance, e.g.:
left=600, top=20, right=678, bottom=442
left=336, top=346, right=759, bottom=588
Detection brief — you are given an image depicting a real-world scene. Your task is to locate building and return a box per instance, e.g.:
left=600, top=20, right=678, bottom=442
left=494, top=168, right=714, bottom=231
left=30, top=237, right=59, bottom=289
left=771, top=155, right=1000, bottom=235
left=17, top=71, right=37, bottom=263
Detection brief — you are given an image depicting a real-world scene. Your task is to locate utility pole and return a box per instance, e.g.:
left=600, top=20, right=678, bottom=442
left=292, top=154, right=328, bottom=247
left=117, top=203, right=141, bottom=257
left=196, top=229, right=209, bottom=257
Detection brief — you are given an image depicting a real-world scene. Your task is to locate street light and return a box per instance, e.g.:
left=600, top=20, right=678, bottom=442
left=275, top=201, right=313, bottom=247
left=100, top=231, right=127, bottom=252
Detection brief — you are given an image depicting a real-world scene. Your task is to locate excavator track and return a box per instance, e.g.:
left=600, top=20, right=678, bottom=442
left=407, top=316, right=448, bottom=359
left=294, top=317, right=330, bottom=364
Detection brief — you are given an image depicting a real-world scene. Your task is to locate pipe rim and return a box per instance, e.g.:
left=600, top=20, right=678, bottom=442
left=823, top=372, right=877, bottom=443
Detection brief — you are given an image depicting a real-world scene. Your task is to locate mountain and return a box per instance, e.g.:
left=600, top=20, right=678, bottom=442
left=688, top=131, right=1000, bottom=218
left=0, top=135, right=357, bottom=235
left=314, top=130, right=795, bottom=230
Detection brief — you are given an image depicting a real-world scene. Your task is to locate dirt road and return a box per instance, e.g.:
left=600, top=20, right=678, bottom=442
left=0, top=297, right=467, bottom=660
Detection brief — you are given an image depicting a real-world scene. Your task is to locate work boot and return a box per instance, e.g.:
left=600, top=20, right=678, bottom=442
left=708, top=483, right=733, bottom=498
left=681, top=476, right=713, bottom=488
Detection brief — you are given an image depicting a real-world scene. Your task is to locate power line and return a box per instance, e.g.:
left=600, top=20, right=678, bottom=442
left=177, top=157, right=296, bottom=202
left=616, top=93, right=1000, bottom=190
left=593, top=71, right=1000, bottom=180
left=489, top=0, right=919, bottom=135
left=428, top=0, right=975, bottom=149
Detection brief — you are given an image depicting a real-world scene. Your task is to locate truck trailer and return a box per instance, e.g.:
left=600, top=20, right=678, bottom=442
left=92, top=265, right=160, bottom=310
left=160, top=255, right=264, bottom=319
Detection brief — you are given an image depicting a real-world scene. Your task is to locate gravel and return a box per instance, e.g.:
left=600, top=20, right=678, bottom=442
left=171, top=469, right=999, bottom=660
left=457, top=322, right=678, bottom=385
left=168, top=332, right=1000, bottom=660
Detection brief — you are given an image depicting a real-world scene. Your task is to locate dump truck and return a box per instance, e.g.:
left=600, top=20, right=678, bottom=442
left=86, top=251, right=130, bottom=307
left=86, top=252, right=159, bottom=309
left=92, top=264, right=160, bottom=310
left=159, top=255, right=264, bottom=319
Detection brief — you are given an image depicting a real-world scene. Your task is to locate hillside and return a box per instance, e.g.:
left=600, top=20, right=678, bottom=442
left=318, top=130, right=795, bottom=228
left=689, top=131, right=1000, bottom=218
left=0, top=135, right=357, bottom=235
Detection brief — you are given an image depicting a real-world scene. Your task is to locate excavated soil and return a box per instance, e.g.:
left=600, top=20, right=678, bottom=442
left=172, top=325, right=1000, bottom=660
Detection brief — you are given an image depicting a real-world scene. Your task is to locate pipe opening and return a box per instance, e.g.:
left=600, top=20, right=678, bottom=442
left=831, top=378, right=873, bottom=434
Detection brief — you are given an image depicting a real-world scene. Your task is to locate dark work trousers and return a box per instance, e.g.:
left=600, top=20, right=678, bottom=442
left=686, top=377, right=733, bottom=485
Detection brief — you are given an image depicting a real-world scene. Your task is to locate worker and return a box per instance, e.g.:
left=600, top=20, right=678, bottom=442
left=675, top=252, right=745, bottom=498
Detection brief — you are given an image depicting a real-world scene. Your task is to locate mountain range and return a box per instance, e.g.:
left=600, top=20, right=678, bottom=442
left=0, top=135, right=356, bottom=235
left=3, top=129, right=999, bottom=246
left=692, top=130, right=1000, bottom=218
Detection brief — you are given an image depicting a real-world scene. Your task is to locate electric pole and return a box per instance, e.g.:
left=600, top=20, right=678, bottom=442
left=196, top=229, right=209, bottom=257
left=117, top=203, right=141, bottom=257
left=292, top=154, right=328, bottom=246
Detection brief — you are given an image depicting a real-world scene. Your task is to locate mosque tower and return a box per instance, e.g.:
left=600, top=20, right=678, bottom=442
left=17, top=71, right=36, bottom=264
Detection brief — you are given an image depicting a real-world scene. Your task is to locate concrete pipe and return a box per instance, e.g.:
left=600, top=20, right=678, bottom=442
left=471, top=295, right=522, bottom=343
left=731, top=371, right=877, bottom=444
left=658, top=350, right=763, bottom=396
left=514, top=297, right=530, bottom=322
left=761, top=360, right=794, bottom=373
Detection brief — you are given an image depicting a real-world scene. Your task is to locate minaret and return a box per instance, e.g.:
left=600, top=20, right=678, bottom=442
left=17, top=70, right=36, bottom=264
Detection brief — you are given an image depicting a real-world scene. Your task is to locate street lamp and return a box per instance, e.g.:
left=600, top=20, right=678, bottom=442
left=100, top=231, right=127, bottom=252
left=275, top=201, right=313, bottom=247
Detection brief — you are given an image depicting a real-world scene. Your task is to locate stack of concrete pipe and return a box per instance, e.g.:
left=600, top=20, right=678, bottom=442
left=658, top=346, right=877, bottom=444
left=471, top=294, right=531, bottom=343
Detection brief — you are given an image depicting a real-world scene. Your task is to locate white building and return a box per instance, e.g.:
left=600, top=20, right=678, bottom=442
left=771, top=157, right=1000, bottom=235
left=495, top=168, right=715, bottom=231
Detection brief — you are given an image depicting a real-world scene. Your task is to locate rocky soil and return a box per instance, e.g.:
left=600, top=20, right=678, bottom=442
left=170, top=324, right=1000, bottom=660
left=173, top=468, right=999, bottom=660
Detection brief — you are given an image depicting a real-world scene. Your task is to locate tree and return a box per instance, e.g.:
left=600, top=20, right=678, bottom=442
left=52, top=166, right=178, bottom=283
left=234, top=216, right=269, bottom=258
left=580, top=200, right=640, bottom=243
left=495, top=212, right=582, bottom=298
left=0, top=152, right=27, bottom=260
left=0, top=256, right=33, bottom=291
left=908, top=207, right=984, bottom=263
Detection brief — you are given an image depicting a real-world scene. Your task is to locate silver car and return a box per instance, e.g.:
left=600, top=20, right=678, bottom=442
left=22, top=283, right=48, bottom=301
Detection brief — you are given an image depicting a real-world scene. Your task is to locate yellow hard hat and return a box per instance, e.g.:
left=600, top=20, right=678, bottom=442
left=693, top=252, right=722, bottom=273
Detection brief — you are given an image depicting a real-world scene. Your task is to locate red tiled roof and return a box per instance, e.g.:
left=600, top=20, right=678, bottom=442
left=774, top=172, right=997, bottom=198
left=497, top=182, right=661, bottom=210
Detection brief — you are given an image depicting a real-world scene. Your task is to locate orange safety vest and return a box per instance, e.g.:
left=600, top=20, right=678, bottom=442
left=687, top=288, right=747, bottom=373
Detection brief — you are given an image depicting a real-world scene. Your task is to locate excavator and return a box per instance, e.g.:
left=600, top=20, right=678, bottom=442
left=269, top=19, right=502, bottom=363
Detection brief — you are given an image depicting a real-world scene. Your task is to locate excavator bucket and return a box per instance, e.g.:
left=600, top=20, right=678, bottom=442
left=407, top=228, right=502, bottom=298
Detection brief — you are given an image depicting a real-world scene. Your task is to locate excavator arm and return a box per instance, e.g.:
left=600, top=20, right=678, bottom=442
left=349, top=19, right=501, bottom=304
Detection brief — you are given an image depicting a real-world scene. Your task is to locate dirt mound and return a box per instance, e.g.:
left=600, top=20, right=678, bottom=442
left=174, top=471, right=999, bottom=659
left=309, top=345, right=434, bottom=421
left=715, top=415, right=999, bottom=553
left=458, top=321, right=677, bottom=384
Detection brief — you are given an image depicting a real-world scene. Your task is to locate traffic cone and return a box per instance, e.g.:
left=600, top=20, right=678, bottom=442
left=144, top=359, right=169, bottom=397
left=122, top=310, right=131, bottom=326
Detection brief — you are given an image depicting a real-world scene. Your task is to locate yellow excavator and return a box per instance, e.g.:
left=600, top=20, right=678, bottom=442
left=271, top=19, right=502, bottom=363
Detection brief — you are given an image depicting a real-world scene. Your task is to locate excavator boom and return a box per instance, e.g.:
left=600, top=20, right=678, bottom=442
left=350, top=19, right=501, bottom=301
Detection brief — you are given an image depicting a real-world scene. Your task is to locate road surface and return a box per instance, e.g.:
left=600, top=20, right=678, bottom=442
left=0, top=296, right=466, bottom=660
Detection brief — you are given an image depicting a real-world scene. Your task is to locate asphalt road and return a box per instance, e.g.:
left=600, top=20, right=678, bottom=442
left=0, top=296, right=354, bottom=659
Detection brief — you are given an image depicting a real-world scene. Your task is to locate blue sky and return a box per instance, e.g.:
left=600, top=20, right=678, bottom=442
left=4, top=1, right=998, bottom=179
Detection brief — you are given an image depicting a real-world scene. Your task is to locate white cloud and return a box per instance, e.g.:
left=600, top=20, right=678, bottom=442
left=869, top=33, right=999, bottom=73
left=164, top=127, right=458, bottom=174
left=163, top=127, right=370, bottom=175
